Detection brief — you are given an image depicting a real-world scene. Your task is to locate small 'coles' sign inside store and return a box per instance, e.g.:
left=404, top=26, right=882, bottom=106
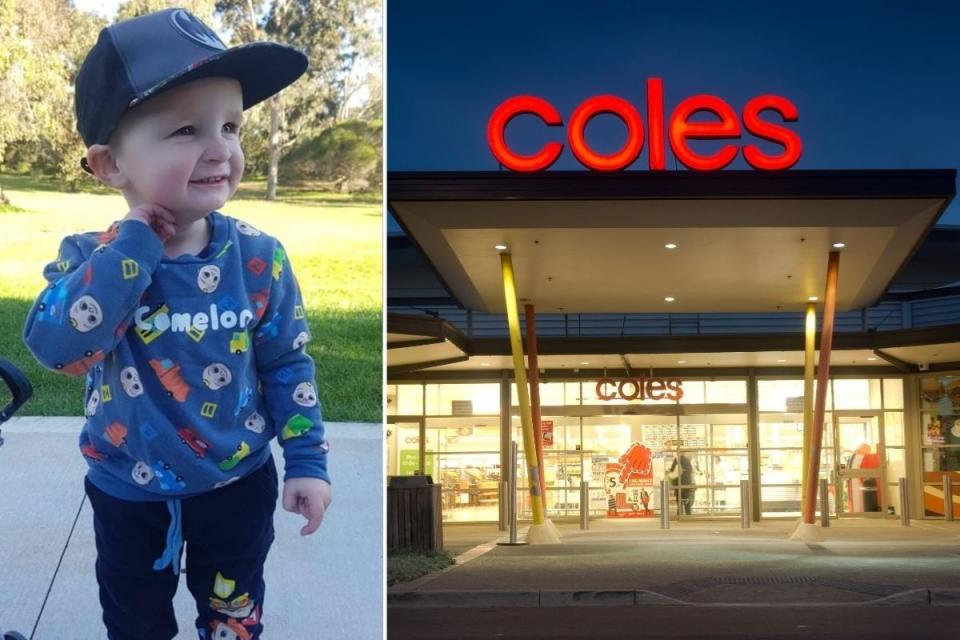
left=596, top=377, right=684, bottom=402
left=487, top=77, right=802, bottom=172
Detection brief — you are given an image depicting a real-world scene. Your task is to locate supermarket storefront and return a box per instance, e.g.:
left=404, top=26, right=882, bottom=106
left=387, top=167, right=959, bottom=525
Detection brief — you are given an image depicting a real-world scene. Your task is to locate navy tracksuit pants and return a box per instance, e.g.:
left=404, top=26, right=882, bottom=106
left=84, top=455, right=278, bottom=640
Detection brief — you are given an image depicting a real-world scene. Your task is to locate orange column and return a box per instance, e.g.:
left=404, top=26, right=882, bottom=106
left=802, top=251, right=840, bottom=524
left=525, top=304, right=547, bottom=506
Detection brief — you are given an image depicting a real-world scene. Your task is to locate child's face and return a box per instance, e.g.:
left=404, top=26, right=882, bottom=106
left=112, top=77, right=245, bottom=223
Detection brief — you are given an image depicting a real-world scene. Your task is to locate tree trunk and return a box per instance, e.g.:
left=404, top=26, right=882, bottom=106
left=266, top=95, right=281, bottom=201
left=0, top=181, right=8, bottom=205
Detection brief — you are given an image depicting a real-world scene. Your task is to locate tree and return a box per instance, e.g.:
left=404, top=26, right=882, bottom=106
left=280, top=119, right=380, bottom=192
left=0, top=0, right=105, bottom=199
left=116, top=0, right=217, bottom=24
left=216, top=0, right=378, bottom=199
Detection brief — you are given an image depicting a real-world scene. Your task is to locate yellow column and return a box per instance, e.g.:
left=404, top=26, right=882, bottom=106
left=801, top=302, right=816, bottom=500
left=500, top=253, right=546, bottom=525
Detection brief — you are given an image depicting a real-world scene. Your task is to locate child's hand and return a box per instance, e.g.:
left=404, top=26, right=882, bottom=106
left=123, top=204, right=177, bottom=242
left=282, top=477, right=332, bottom=536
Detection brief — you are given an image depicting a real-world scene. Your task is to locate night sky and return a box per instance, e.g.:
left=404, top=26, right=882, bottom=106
left=388, top=1, right=960, bottom=226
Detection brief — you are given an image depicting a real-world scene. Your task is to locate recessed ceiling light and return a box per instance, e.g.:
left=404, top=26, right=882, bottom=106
left=677, top=360, right=686, bottom=364
left=480, top=362, right=490, bottom=366
left=665, top=296, right=675, bottom=303
left=777, top=359, right=786, bottom=363
left=867, top=357, right=877, bottom=361
left=495, top=244, right=507, bottom=251
left=808, top=296, right=818, bottom=301
left=833, top=242, right=846, bottom=249
left=665, top=243, right=678, bottom=250
left=581, top=361, right=590, bottom=365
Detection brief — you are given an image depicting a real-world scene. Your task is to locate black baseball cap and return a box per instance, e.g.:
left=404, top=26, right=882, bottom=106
left=76, top=8, right=307, bottom=169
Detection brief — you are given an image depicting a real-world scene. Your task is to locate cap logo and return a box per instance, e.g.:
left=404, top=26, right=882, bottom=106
left=170, top=9, right=226, bottom=51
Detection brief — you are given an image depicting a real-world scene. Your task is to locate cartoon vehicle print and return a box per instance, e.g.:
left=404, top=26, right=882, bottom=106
left=149, top=358, right=190, bottom=402
left=249, top=290, right=269, bottom=321
left=177, top=427, right=211, bottom=458
left=135, top=302, right=170, bottom=344
left=151, top=460, right=186, bottom=491
left=281, top=413, right=313, bottom=441
left=36, top=282, right=69, bottom=324
left=233, top=385, right=253, bottom=417
left=254, top=312, right=281, bottom=345
left=56, top=349, right=105, bottom=376
left=218, top=441, right=251, bottom=471
left=229, top=331, right=249, bottom=354
left=272, top=247, right=286, bottom=280
left=102, top=421, right=128, bottom=447
left=81, top=442, right=107, bottom=462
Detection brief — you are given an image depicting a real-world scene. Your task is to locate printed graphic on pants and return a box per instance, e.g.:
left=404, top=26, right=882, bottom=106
left=209, top=571, right=261, bottom=635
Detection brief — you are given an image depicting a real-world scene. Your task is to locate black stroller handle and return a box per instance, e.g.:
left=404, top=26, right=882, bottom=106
left=0, top=358, right=32, bottom=423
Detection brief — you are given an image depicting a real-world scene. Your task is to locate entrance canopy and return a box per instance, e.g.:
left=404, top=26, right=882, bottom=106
left=388, top=170, right=956, bottom=314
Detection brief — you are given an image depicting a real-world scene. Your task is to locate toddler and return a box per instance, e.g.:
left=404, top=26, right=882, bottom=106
left=22, top=9, right=331, bottom=640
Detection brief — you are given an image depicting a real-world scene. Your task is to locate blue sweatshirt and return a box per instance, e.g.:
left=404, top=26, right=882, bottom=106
left=23, top=212, right=330, bottom=501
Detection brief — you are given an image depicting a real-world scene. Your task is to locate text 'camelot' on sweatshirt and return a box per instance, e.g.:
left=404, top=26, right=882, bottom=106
left=23, top=212, right=330, bottom=501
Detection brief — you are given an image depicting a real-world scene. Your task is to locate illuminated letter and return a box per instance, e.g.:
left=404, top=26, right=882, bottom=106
left=647, top=78, right=666, bottom=170
left=596, top=378, right=617, bottom=401
left=742, top=95, right=802, bottom=170
left=669, top=95, right=740, bottom=171
left=647, top=379, right=665, bottom=401
left=568, top=95, right=644, bottom=172
left=666, top=379, right=684, bottom=401
left=487, top=96, right=564, bottom=172
left=618, top=379, right=641, bottom=401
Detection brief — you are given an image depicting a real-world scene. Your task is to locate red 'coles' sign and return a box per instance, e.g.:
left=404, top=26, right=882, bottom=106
left=487, top=78, right=802, bottom=172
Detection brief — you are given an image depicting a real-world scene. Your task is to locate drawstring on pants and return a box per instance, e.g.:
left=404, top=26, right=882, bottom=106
left=153, top=498, right=183, bottom=575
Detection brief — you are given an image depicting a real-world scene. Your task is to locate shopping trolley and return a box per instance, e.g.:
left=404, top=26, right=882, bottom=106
left=0, top=357, right=33, bottom=640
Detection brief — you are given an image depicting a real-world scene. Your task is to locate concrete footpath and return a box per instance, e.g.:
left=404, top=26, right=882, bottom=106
left=0, top=417, right=383, bottom=640
left=390, top=517, right=960, bottom=609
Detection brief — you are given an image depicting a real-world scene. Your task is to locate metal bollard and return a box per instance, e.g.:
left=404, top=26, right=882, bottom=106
left=509, top=442, right=519, bottom=542
left=499, top=481, right=508, bottom=531
left=740, top=479, right=750, bottom=528
left=660, top=480, right=670, bottom=529
left=899, top=478, right=909, bottom=526
left=820, top=478, right=830, bottom=527
left=945, top=475, right=954, bottom=522
left=580, top=481, right=589, bottom=530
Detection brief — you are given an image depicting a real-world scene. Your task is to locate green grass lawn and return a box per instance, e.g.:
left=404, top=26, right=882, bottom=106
left=0, top=174, right=382, bottom=423
left=387, top=549, right=456, bottom=586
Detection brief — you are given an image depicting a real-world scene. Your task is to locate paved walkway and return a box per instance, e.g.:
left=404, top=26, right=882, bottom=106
left=0, top=417, right=383, bottom=639
left=391, top=517, right=960, bottom=608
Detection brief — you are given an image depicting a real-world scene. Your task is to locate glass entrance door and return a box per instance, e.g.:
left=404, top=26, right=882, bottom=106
left=386, top=419, right=425, bottom=478
left=834, top=413, right=884, bottom=516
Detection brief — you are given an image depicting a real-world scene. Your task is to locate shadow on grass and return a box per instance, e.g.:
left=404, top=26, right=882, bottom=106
left=1, top=297, right=381, bottom=423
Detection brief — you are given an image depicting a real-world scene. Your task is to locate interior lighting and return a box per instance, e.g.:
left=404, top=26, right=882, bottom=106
left=808, top=296, right=818, bottom=301
left=665, top=243, right=678, bottom=249
left=665, top=296, right=675, bottom=302
left=495, top=244, right=507, bottom=251
left=832, top=242, right=846, bottom=249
